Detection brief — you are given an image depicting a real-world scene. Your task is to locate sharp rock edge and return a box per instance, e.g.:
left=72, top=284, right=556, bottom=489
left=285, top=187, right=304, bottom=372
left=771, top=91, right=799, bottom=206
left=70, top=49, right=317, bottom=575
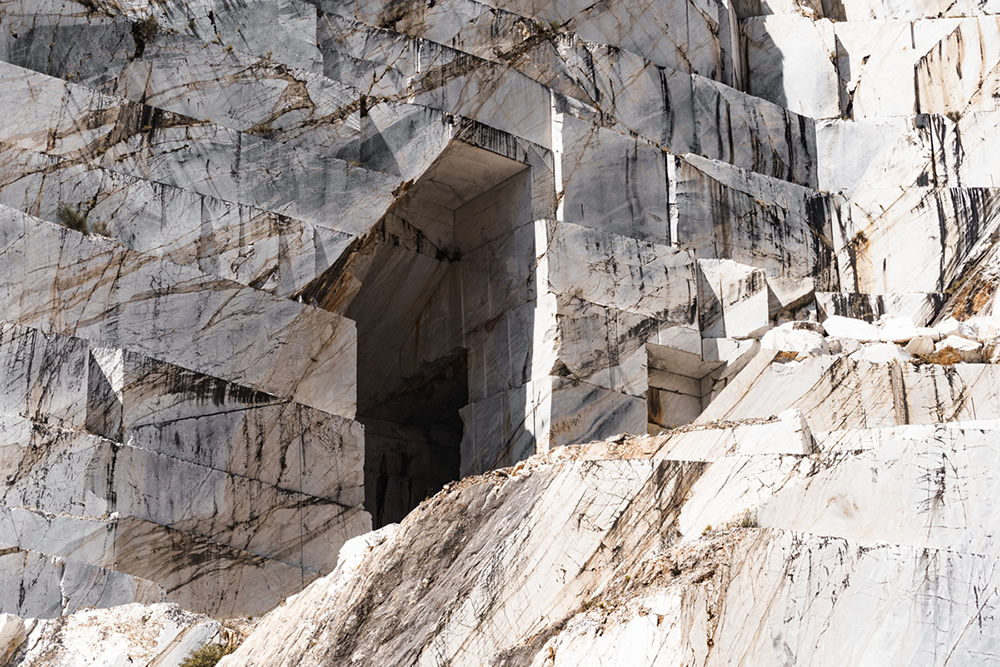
left=1, top=0, right=1000, bottom=665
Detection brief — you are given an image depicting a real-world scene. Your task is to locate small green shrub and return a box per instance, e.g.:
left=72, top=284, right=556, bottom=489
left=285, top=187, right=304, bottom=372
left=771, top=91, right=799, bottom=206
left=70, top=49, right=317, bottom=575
left=180, top=643, right=237, bottom=667
left=56, top=204, right=89, bottom=233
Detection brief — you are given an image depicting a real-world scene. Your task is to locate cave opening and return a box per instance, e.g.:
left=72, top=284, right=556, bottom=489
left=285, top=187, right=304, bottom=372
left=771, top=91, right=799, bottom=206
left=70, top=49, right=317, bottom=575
left=341, top=141, right=531, bottom=527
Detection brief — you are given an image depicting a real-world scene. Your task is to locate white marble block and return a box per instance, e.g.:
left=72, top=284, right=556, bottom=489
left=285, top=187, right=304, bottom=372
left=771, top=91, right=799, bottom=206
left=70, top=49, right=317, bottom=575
left=0, top=204, right=358, bottom=417
left=697, top=259, right=770, bottom=339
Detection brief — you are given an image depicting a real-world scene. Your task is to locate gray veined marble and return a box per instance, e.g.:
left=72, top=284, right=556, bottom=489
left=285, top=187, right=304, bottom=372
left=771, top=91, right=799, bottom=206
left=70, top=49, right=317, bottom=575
left=3, top=0, right=1000, bottom=663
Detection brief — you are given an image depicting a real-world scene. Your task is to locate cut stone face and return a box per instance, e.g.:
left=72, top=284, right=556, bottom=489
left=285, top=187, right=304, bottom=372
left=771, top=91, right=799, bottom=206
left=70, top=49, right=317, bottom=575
left=6, top=0, right=1000, bottom=647
left=647, top=342, right=728, bottom=430
left=0, top=315, right=368, bottom=617
left=696, top=259, right=770, bottom=339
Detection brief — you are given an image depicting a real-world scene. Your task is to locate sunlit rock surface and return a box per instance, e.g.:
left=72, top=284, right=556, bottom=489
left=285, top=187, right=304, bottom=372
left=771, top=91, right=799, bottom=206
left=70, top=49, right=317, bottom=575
left=4, top=603, right=249, bottom=666
left=2, top=0, right=1000, bottom=664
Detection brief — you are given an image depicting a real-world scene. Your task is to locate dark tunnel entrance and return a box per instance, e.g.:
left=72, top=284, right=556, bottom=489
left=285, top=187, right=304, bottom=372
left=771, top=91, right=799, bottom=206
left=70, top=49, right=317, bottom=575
left=338, top=141, right=532, bottom=527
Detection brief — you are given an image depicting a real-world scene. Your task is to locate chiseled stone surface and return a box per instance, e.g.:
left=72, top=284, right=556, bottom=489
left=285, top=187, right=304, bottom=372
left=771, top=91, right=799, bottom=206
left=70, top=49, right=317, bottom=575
left=7, top=603, right=238, bottom=667
left=0, top=205, right=358, bottom=418
left=4, top=0, right=1000, bottom=662
left=221, top=413, right=1000, bottom=665
left=0, top=141, right=358, bottom=297
left=0, top=546, right=164, bottom=620
left=0, top=319, right=368, bottom=617
left=0, top=416, right=366, bottom=573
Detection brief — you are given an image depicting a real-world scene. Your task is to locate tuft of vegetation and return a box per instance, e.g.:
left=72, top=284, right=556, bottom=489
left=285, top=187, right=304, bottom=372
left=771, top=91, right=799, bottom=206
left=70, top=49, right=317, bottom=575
left=89, top=218, right=111, bottom=237
left=180, top=643, right=237, bottom=667
left=247, top=121, right=275, bottom=139
left=74, top=0, right=123, bottom=14
left=132, top=16, right=160, bottom=44
left=131, top=16, right=160, bottom=57
left=56, top=204, right=89, bottom=233
left=55, top=204, right=112, bottom=237
left=74, top=0, right=102, bottom=12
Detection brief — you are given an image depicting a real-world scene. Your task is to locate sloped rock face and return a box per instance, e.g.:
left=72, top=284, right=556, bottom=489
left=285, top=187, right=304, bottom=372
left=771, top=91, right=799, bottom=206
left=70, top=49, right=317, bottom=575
left=223, top=419, right=1000, bottom=665
left=3, top=0, right=1000, bottom=663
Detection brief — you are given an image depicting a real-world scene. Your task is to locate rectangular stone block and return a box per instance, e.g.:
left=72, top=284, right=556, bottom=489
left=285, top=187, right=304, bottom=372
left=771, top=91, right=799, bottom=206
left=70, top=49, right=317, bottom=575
left=742, top=14, right=840, bottom=119
left=465, top=299, right=535, bottom=403
left=690, top=75, right=819, bottom=188
left=0, top=417, right=369, bottom=573
left=742, top=14, right=967, bottom=120
left=648, top=387, right=703, bottom=429
left=916, top=16, right=1000, bottom=115
left=545, top=220, right=696, bottom=320
left=0, top=141, right=356, bottom=298
left=0, top=507, right=311, bottom=618
left=0, top=205, right=357, bottom=417
left=127, top=402, right=365, bottom=504
left=0, top=547, right=164, bottom=619
left=459, top=382, right=536, bottom=476
left=697, top=259, right=770, bottom=339
left=548, top=377, right=647, bottom=447
left=459, top=219, right=537, bottom=335
left=815, top=292, right=945, bottom=326
left=672, top=155, right=836, bottom=282
left=834, top=187, right=1000, bottom=294
left=552, top=296, right=656, bottom=398
left=0, top=60, right=399, bottom=236
left=0, top=322, right=89, bottom=428
left=560, top=117, right=669, bottom=243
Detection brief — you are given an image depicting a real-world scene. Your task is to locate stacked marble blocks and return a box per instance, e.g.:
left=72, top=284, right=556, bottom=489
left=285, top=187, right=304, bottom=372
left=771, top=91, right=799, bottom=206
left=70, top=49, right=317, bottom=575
left=0, top=316, right=367, bottom=618
left=1, top=0, right=1000, bottom=627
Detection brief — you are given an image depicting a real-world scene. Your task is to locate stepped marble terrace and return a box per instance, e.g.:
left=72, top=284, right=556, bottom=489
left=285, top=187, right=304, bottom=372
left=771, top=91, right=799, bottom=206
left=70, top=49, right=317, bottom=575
left=2, top=0, right=1000, bottom=664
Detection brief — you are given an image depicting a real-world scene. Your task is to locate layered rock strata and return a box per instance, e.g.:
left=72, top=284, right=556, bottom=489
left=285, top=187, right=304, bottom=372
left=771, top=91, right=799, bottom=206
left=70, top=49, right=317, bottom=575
left=1, top=0, right=1000, bottom=662
left=218, top=413, right=1000, bottom=665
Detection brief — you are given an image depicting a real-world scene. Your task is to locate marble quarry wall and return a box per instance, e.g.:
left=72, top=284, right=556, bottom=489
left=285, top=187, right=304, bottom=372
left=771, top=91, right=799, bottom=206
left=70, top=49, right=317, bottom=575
left=3, top=2, right=1000, bottom=658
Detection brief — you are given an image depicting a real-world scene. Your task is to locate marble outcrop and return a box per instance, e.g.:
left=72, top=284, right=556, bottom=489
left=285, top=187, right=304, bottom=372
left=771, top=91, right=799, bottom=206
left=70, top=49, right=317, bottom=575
left=219, top=416, right=1000, bottom=665
left=2, top=0, right=1000, bottom=664
left=4, top=603, right=247, bottom=666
